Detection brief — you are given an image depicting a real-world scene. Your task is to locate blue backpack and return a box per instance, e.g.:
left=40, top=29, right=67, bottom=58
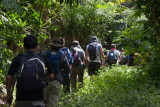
left=61, top=48, right=68, bottom=59
left=108, top=50, right=118, bottom=64
left=17, top=53, right=46, bottom=92
left=61, top=47, right=73, bottom=65
left=46, top=50, right=63, bottom=83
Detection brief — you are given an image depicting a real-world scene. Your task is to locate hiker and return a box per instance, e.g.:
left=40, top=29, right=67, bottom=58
left=44, top=38, right=71, bottom=106
left=102, top=42, right=108, bottom=64
left=106, top=44, right=121, bottom=66
left=119, top=48, right=127, bottom=65
left=133, top=52, right=139, bottom=66
left=86, top=36, right=105, bottom=79
left=5, top=35, right=53, bottom=107
left=60, top=37, right=73, bottom=93
left=138, top=51, right=149, bottom=66
left=70, top=40, right=86, bottom=91
left=127, top=53, right=134, bottom=66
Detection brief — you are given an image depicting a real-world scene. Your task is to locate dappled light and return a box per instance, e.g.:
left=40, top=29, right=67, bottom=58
left=0, top=0, right=160, bottom=106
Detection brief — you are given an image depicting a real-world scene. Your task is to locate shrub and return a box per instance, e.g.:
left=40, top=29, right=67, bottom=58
left=60, top=66, right=160, bottom=106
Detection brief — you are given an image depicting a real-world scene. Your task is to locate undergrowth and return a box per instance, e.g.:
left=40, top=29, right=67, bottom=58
left=60, top=66, right=160, bottom=107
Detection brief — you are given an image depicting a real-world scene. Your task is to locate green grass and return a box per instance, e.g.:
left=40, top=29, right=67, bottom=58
left=60, top=66, right=160, bottom=107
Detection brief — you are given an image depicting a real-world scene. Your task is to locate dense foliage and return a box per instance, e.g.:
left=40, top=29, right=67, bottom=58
left=60, top=66, right=160, bottom=106
left=1, top=0, right=160, bottom=106
left=0, top=0, right=138, bottom=84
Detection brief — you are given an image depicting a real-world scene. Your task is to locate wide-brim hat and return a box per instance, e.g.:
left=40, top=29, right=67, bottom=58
left=49, top=38, right=62, bottom=47
left=72, top=40, right=79, bottom=46
left=72, top=46, right=82, bottom=51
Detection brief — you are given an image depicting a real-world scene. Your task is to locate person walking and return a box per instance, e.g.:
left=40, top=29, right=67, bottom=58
left=5, top=35, right=53, bottom=107
left=86, top=36, right=105, bottom=80
left=44, top=38, right=71, bottom=107
left=106, top=44, right=121, bottom=66
left=119, top=48, right=127, bottom=65
left=70, top=40, right=86, bottom=91
left=60, top=37, right=73, bottom=93
left=127, top=53, right=135, bottom=66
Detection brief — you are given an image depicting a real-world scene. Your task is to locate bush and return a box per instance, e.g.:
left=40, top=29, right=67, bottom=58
left=60, top=66, right=160, bottom=107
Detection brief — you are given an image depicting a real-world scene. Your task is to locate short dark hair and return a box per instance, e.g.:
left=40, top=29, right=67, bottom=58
left=59, top=37, right=64, bottom=45
left=111, top=44, right=116, bottom=48
left=24, top=35, right=38, bottom=49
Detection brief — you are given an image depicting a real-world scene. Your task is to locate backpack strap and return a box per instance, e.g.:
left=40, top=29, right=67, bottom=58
left=97, top=44, right=101, bottom=53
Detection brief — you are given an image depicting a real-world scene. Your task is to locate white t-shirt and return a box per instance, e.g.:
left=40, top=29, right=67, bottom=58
left=107, top=49, right=120, bottom=61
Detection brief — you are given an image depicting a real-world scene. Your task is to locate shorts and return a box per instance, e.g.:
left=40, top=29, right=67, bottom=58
left=88, top=62, right=101, bottom=76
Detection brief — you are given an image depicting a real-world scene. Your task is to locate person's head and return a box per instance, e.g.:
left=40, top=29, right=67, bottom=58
left=49, top=38, right=62, bottom=50
left=111, top=44, right=116, bottom=48
left=23, top=35, right=38, bottom=50
left=103, top=42, right=107, bottom=48
left=91, top=36, right=98, bottom=43
left=121, top=48, right=125, bottom=52
left=71, top=40, right=82, bottom=51
left=59, top=37, right=65, bottom=47
left=72, top=40, right=82, bottom=48
left=72, top=40, right=79, bottom=46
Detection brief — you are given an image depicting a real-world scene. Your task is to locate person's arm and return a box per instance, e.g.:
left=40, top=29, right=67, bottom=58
left=106, top=51, right=109, bottom=62
left=82, top=52, right=86, bottom=68
left=100, top=45, right=105, bottom=66
left=85, top=45, right=89, bottom=61
left=5, top=75, right=13, bottom=104
left=118, top=51, right=121, bottom=62
left=4, top=57, right=18, bottom=104
left=127, top=55, right=130, bottom=66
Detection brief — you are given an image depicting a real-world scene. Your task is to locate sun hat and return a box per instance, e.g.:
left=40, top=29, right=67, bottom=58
left=71, top=40, right=83, bottom=51
left=72, top=40, right=79, bottom=46
left=49, top=38, right=62, bottom=47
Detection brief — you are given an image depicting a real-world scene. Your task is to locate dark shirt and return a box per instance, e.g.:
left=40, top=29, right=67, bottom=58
left=7, top=51, right=53, bottom=101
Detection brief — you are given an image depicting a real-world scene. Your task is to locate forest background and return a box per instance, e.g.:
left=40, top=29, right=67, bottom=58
left=1, top=0, right=160, bottom=106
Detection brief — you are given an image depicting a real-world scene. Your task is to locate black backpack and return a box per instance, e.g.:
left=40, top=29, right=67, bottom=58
left=88, top=43, right=99, bottom=60
left=119, top=55, right=127, bottom=65
left=17, top=53, right=46, bottom=92
left=129, top=56, right=134, bottom=66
